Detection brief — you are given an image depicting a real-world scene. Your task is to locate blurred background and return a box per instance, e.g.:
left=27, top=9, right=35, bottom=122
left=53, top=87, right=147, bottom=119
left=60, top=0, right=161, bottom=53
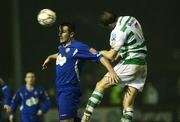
left=1, top=0, right=180, bottom=121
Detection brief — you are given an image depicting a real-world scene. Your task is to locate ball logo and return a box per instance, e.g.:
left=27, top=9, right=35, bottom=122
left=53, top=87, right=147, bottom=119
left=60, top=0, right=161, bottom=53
left=26, top=97, right=39, bottom=106
left=56, top=54, right=67, bottom=66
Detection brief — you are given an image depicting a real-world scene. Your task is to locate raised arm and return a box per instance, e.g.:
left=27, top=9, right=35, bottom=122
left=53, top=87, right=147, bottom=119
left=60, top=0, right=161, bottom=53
left=100, top=49, right=120, bottom=61
left=42, top=53, right=58, bottom=70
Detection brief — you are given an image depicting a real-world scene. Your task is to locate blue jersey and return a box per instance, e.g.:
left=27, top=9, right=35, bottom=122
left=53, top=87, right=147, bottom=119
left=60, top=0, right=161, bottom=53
left=0, top=78, right=11, bottom=105
left=11, top=85, right=51, bottom=115
left=56, top=40, right=102, bottom=89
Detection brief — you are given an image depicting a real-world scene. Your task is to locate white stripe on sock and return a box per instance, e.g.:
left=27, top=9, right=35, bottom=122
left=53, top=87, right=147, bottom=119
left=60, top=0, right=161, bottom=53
left=89, top=97, right=100, bottom=104
left=93, top=91, right=103, bottom=98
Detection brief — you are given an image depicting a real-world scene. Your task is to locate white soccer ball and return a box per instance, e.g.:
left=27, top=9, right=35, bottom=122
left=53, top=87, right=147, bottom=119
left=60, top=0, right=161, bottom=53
left=37, top=9, right=56, bottom=26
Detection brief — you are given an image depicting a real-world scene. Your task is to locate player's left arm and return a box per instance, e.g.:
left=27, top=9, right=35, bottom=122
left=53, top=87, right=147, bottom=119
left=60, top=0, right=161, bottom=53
left=99, top=49, right=120, bottom=61
left=38, top=89, right=51, bottom=115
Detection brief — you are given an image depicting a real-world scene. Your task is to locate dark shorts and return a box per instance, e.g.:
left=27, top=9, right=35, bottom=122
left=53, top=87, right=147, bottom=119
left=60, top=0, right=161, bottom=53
left=57, top=86, right=82, bottom=120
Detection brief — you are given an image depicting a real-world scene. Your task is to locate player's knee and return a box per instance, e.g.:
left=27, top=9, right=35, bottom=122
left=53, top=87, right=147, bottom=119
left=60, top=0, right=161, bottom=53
left=96, top=79, right=110, bottom=91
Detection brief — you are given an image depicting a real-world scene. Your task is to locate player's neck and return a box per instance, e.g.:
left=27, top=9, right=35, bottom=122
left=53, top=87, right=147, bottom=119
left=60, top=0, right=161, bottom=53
left=109, top=17, right=119, bottom=30
left=26, top=84, right=34, bottom=91
left=63, top=39, right=73, bottom=47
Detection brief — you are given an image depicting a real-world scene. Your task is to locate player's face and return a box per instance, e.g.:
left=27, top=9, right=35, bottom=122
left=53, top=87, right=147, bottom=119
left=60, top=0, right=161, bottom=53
left=58, top=25, right=74, bottom=44
left=25, top=73, right=35, bottom=85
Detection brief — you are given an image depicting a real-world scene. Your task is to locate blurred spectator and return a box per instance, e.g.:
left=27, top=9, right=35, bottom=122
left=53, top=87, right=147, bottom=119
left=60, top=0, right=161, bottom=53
left=142, top=82, right=159, bottom=105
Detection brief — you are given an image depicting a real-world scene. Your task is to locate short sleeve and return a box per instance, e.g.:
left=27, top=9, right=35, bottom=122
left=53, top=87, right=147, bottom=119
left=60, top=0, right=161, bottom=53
left=110, top=30, right=126, bottom=51
left=73, top=43, right=102, bottom=62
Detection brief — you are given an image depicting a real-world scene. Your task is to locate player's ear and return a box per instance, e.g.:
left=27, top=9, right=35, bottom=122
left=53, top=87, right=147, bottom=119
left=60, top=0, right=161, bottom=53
left=70, top=32, right=75, bottom=38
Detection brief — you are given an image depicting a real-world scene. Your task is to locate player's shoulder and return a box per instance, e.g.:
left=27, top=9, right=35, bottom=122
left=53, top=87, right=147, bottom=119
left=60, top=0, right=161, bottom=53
left=120, top=16, right=135, bottom=20
left=18, top=86, right=26, bottom=92
left=34, top=84, right=44, bottom=90
left=71, top=40, right=89, bottom=49
left=119, top=16, right=137, bottom=24
left=72, top=40, right=84, bottom=46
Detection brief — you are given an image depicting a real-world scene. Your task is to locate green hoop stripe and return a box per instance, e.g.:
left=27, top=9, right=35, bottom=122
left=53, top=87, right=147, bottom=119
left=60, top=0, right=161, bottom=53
left=123, top=58, right=146, bottom=65
left=92, top=93, right=103, bottom=99
left=87, top=100, right=97, bottom=108
left=120, top=17, right=132, bottom=32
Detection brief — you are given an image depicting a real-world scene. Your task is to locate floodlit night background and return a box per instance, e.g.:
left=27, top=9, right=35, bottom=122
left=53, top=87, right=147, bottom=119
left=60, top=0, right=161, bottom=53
left=1, top=0, right=180, bottom=121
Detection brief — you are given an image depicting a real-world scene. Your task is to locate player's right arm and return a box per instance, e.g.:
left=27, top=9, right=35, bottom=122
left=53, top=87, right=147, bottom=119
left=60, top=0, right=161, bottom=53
left=42, top=53, right=58, bottom=70
left=73, top=43, right=119, bottom=84
left=9, top=90, right=22, bottom=122
left=0, top=78, right=12, bottom=112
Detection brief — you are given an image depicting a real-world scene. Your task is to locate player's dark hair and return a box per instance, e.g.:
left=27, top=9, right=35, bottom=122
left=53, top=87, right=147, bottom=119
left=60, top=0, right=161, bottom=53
left=99, top=10, right=117, bottom=26
left=24, top=70, right=36, bottom=76
left=60, top=22, right=76, bottom=33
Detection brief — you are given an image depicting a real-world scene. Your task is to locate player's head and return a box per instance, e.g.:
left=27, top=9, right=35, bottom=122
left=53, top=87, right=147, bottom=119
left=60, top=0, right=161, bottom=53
left=58, top=22, right=76, bottom=44
left=25, top=72, right=36, bottom=86
left=99, top=10, right=118, bottom=29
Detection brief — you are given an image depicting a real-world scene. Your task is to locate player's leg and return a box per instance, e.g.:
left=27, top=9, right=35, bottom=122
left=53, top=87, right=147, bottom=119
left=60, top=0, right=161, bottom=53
left=120, top=64, right=147, bottom=122
left=121, top=86, right=138, bottom=122
left=81, top=76, right=113, bottom=122
left=58, top=87, right=81, bottom=122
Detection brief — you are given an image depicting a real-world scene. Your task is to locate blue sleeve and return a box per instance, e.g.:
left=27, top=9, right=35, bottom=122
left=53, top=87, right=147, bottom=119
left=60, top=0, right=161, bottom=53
left=39, top=89, right=51, bottom=113
left=11, top=90, right=22, bottom=114
left=73, top=43, right=103, bottom=62
left=0, top=78, right=12, bottom=105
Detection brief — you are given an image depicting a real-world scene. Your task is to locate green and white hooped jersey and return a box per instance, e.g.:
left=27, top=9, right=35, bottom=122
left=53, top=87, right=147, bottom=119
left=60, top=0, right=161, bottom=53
left=110, top=16, right=147, bottom=65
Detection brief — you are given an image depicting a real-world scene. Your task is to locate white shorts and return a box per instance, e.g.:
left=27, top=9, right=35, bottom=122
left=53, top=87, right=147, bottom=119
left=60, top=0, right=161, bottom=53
left=106, top=62, right=147, bottom=92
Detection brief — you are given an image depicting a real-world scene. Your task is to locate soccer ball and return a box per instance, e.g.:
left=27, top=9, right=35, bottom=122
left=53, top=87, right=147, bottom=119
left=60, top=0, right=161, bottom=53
left=37, top=9, right=56, bottom=26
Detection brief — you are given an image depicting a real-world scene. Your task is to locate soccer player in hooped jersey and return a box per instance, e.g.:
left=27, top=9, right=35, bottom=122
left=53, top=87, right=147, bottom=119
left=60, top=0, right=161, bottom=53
left=9, top=72, right=51, bottom=122
left=42, top=22, right=118, bottom=122
left=81, top=11, right=147, bottom=122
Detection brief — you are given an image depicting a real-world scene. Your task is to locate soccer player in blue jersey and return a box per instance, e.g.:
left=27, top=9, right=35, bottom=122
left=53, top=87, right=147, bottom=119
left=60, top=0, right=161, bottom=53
left=9, top=72, right=51, bottom=122
left=0, top=78, right=12, bottom=121
left=42, top=22, right=118, bottom=122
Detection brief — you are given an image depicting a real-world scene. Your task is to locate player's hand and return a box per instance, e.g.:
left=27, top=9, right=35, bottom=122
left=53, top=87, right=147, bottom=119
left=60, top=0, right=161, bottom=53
left=108, top=71, right=119, bottom=85
left=42, top=57, right=50, bottom=70
left=0, top=78, right=5, bottom=84
left=9, top=114, right=14, bottom=122
left=36, top=110, right=43, bottom=116
left=4, top=104, right=11, bottom=112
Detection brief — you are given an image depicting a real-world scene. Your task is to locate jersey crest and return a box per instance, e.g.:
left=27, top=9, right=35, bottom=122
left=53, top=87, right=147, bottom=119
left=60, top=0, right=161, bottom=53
left=56, top=54, right=67, bottom=66
left=26, top=97, right=39, bottom=106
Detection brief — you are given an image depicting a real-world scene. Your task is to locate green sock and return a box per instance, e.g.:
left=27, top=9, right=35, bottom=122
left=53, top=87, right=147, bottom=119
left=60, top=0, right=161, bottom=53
left=121, top=107, right=134, bottom=122
left=84, top=90, right=103, bottom=116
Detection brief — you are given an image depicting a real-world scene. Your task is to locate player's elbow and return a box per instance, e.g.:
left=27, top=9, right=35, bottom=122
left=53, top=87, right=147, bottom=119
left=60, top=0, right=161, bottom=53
left=107, top=55, right=115, bottom=61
